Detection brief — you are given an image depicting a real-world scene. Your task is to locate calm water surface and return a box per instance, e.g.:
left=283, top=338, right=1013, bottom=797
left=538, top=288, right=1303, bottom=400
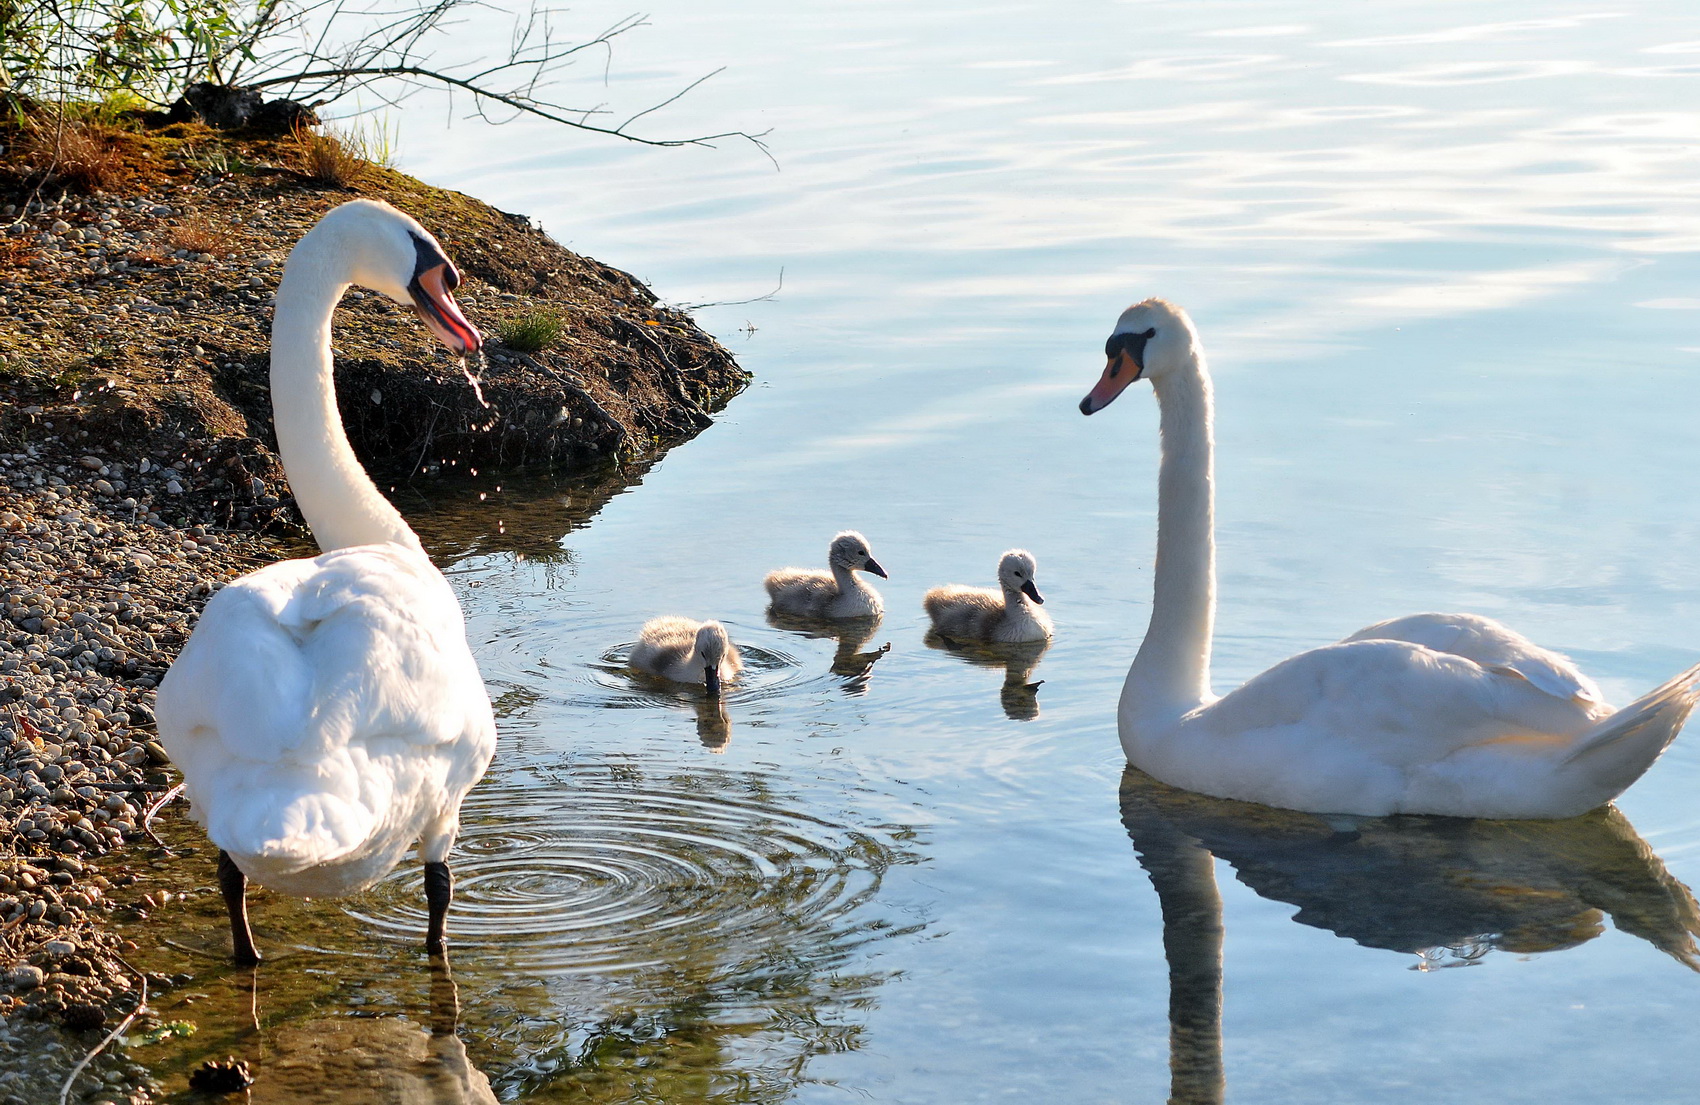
left=133, top=2, right=1700, bottom=1101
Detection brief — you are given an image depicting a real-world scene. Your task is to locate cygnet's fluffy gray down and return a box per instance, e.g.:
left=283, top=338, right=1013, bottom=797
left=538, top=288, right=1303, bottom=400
left=764, top=531, right=888, bottom=618
left=923, top=549, right=1053, bottom=644
left=630, top=617, right=742, bottom=696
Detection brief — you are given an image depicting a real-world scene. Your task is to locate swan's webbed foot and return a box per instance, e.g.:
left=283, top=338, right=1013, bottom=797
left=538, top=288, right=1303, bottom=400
left=218, top=850, right=261, bottom=967
left=424, top=860, right=453, bottom=958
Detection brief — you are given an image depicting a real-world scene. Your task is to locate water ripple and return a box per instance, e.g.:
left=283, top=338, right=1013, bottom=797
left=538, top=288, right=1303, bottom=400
left=343, top=775, right=906, bottom=975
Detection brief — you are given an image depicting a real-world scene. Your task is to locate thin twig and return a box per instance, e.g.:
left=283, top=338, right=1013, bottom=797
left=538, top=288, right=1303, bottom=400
left=676, top=268, right=785, bottom=311
left=141, top=782, right=186, bottom=852
left=57, top=955, right=148, bottom=1105
left=407, top=399, right=449, bottom=480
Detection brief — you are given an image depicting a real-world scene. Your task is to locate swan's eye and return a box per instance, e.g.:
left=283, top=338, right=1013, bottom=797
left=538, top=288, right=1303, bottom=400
left=1141, top=327, right=1155, bottom=340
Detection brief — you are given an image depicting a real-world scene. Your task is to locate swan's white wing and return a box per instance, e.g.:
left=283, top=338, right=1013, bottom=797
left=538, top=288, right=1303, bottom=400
left=1342, top=612, right=1604, bottom=707
left=1200, top=639, right=1592, bottom=754
left=157, top=544, right=496, bottom=883
left=1143, top=639, right=1604, bottom=816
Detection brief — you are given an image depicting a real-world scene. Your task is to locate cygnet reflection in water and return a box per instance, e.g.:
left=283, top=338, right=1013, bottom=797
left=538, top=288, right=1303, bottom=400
left=1118, top=766, right=1700, bottom=1105
left=766, top=609, right=892, bottom=692
left=695, top=694, right=733, bottom=752
left=924, top=631, right=1049, bottom=720
left=620, top=671, right=739, bottom=752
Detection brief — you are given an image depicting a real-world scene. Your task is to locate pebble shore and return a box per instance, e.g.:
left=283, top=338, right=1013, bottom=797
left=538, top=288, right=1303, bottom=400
left=0, top=427, right=272, bottom=1104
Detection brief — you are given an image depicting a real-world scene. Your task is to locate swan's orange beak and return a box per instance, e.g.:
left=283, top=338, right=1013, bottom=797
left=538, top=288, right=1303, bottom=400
left=1079, top=351, right=1140, bottom=415
left=409, top=262, right=482, bottom=357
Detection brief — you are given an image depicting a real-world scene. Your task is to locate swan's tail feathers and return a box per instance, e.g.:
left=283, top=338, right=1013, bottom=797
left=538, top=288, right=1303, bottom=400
left=207, top=789, right=376, bottom=880
left=1561, top=661, right=1700, bottom=805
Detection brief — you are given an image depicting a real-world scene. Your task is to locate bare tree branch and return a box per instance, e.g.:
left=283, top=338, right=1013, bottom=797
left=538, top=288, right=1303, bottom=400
left=5, top=0, right=773, bottom=165
left=250, top=61, right=772, bottom=160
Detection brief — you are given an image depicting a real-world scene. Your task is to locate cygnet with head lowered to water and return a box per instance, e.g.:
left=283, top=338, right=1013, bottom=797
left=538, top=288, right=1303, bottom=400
left=629, top=617, right=743, bottom=697
left=923, top=550, right=1053, bottom=644
left=764, top=531, right=888, bottom=618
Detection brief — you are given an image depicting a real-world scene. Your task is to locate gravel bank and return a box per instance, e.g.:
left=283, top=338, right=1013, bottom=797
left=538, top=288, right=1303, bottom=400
left=0, top=437, right=273, bottom=1104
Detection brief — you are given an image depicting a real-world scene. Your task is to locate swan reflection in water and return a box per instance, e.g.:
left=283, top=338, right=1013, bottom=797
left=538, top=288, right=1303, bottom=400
left=224, top=964, right=496, bottom=1105
left=924, top=631, right=1048, bottom=720
left=1119, top=767, right=1700, bottom=1104
left=766, top=610, right=892, bottom=692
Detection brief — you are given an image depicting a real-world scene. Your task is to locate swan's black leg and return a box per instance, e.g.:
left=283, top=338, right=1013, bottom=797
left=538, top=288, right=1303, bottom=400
left=218, top=850, right=261, bottom=967
left=424, top=860, right=452, bottom=958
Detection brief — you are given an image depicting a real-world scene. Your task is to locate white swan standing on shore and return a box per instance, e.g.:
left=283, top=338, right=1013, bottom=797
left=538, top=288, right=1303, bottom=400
left=764, top=531, right=888, bottom=618
left=156, top=200, right=496, bottom=964
left=1080, top=298, right=1700, bottom=819
left=923, top=550, right=1053, bottom=644
left=630, top=617, right=742, bottom=697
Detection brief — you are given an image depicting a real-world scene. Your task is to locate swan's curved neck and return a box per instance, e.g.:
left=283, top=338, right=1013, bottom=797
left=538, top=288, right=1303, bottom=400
left=1126, top=350, right=1215, bottom=713
left=271, top=238, right=421, bottom=554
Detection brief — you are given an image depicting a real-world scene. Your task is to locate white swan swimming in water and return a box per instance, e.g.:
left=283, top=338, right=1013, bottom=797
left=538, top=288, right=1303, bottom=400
left=1080, top=297, right=1700, bottom=819
left=156, top=200, right=496, bottom=964
left=764, top=531, right=887, bottom=618
left=630, top=617, right=742, bottom=697
left=923, top=550, right=1053, bottom=644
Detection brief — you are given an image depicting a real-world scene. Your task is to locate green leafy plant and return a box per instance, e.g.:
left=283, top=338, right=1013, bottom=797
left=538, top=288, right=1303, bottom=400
left=1, top=0, right=266, bottom=105
left=125, top=1019, right=198, bottom=1046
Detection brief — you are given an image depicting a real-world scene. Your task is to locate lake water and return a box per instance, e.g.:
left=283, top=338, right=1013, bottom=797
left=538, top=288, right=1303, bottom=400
left=132, top=2, right=1700, bottom=1101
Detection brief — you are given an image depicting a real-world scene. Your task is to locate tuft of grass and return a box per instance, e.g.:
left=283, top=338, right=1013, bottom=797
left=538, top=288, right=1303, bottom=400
left=179, top=142, right=260, bottom=178
left=498, top=309, right=565, bottom=353
left=288, top=120, right=396, bottom=187
left=168, top=213, right=233, bottom=257
left=17, top=112, right=128, bottom=192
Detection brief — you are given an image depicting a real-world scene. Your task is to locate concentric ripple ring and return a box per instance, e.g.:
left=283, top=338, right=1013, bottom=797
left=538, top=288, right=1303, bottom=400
left=342, top=770, right=905, bottom=975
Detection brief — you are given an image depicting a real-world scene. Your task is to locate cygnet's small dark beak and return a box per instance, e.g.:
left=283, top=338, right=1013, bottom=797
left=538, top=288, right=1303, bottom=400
left=1021, top=579, right=1044, bottom=604
left=862, top=556, right=888, bottom=579
left=704, top=663, right=722, bottom=699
